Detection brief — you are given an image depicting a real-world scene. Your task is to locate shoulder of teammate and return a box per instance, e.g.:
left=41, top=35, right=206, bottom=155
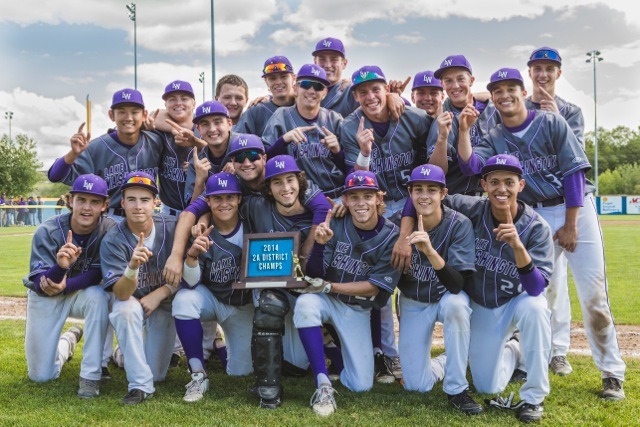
left=443, top=194, right=487, bottom=223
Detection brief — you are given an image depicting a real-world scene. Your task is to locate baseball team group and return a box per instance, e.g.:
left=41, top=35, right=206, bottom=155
left=23, top=37, right=626, bottom=422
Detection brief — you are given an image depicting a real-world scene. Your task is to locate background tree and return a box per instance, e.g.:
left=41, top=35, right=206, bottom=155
left=0, top=134, right=43, bottom=196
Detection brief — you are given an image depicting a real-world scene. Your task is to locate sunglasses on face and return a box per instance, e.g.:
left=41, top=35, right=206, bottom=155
left=298, top=80, right=326, bottom=91
left=530, top=49, right=561, bottom=63
left=346, top=175, right=377, bottom=188
left=263, top=63, right=293, bottom=74
left=234, top=150, right=262, bottom=163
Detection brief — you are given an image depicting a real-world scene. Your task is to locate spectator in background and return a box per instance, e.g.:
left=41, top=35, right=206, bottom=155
left=28, top=196, right=37, bottom=226
left=55, top=195, right=66, bottom=216
left=6, top=196, right=16, bottom=226
left=18, top=196, right=28, bottom=225
left=37, top=196, right=44, bottom=224
left=0, top=193, right=6, bottom=227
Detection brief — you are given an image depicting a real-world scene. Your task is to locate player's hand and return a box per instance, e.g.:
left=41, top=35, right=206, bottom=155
left=193, top=146, right=211, bottom=184
left=407, top=214, right=437, bottom=256
left=493, top=206, right=523, bottom=249
left=56, top=230, right=82, bottom=269
left=166, top=118, right=197, bottom=146
left=538, top=88, right=559, bottom=114
left=356, top=117, right=374, bottom=156
left=553, top=224, right=578, bottom=253
left=248, top=95, right=270, bottom=108
left=222, top=162, right=235, bottom=174
left=391, top=235, right=412, bottom=273
left=39, top=275, right=66, bottom=296
left=458, top=104, right=479, bottom=132
left=69, top=123, right=91, bottom=156
left=326, top=197, right=347, bottom=218
left=339, top=78, right=350, bottom=91
left=299, top=276, right=331, bottom=294
left=387, top=92, right=406, bottom=122
left=434, top=99, right=444, bottom=119
left=130, top=232, right=153, bottom=268
left=320, top=126, right=340, bottom=154
left=283, top=126, right=316, bottom=144
left=436, top=111, right=454, bottom=138
left=143, top=109, right=159, bottom=131
left=388, top=76, right=411, bottom=95
left=163, top=252, right=184, bottom=287
left=187, top=225, right=214, bottom=257
left=314, top=210, right=334, bottom=245
left=139, top=292, right=164, bottom=318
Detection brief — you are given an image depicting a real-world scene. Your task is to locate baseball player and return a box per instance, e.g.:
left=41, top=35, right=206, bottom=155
left=172, top=172, right=254, bottom=402
left=215, top=74, right=249, bottom=126
left=100, top=172, right=178, bottom=404
left=235, top=56, right=297, bottom=137
left=525, top=46, right=591, bottom=377
left=184, top=100, right=236, bottom=204
left=397, top=164, right=482, bottom=415
left=23, top=174, right=115, bottom=398
left=262, top=63, right=346, bottom=198
left=293, top=170, right=400, bottom=416
left=443, top=154, right=554, bottom=422
left=410, top=71, right=445, bottom=119
left=457, top=68, right=626, bottom=401
left=48, top=88, right=163, bottom=213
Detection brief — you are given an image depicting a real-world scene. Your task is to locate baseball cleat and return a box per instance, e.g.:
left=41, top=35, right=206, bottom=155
left=602, top=377, right=625, bottom=401
left=60, top=326, right=83, bottom=361
left=101, top=367, right=112, bottom=380
left=183, top=372, right=209, bottom=403
left=374, top=353, right=395, bottom=384
left=549, top=356, right=573, bottom=376
left=513, top=400, right=543, bottom=422
left=121, top=388, right=153, bottom=405
left=384, top=355, right=403, bottom=381
left=310, top=384, right=337, bottom=416
left=78, top=377, right=100, bottom=398
left=259, top=397, right=282, bottom=409
left=510, top=368, right=527, bottom=383
left=448, top=389, right=483, bottom=415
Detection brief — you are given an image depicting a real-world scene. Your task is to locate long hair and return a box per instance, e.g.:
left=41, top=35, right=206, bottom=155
left=262, top=171, right=309, bottom=205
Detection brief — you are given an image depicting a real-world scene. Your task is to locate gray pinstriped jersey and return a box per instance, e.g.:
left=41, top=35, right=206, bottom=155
left=52, top=131, right=163, bottom=209
left=342, top=106, right=433, bottom=202
left=24, top=213, right=117, bottom=291
left=157, top=130, right=195, bottom=210
left=262, top=106, right=345, bottom=195
left=445, top=195, right=553, bottom=308
left=398, top=206, right=476, bottom=303
left=100, top=214, right=176, bottom=298
left=322, top=216, right=400, bottom=309
left=235, top=100, right=286, bottom=137
left=472, top=110, right=591, bottom=205
left=321, top=82, right=359, bottom=117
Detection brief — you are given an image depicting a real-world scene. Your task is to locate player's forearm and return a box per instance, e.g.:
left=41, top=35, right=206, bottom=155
left=511, top=243, right=532, bottom=268
left=48, top=157, right=72, bottom=182
left=457, top=129, right=473, bottom=163
left=329, top=280, right=379, bottom=297
left=172, top=211, right=198, bottom=255
left=300, top=227, right=316, bottom=258
left=182, top=260, right=201, bottom=287
left=63, top=268, right=103, bottom=294
left=113, top=276, right=138, bottom=301
left=191, top=181, right=205, bottom=204
left=429, top=135, right=449, bottom=173
left=563, top=206, right=579, bottom=230
left=434, top=264, right=464, bottom=294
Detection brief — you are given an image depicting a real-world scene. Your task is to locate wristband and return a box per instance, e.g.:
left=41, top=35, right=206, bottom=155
left=356, top=152, right=370, bottom=167
left=164, top=283, right=178, bottom=295
left=124, top=265, right=139, bottom=280
left=323, top=281, right=332, bottom=294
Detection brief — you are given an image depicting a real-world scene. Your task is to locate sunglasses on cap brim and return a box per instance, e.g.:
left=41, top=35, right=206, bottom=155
left=530, top=50, right=561, bottom=63
left=345, top=175, right=377, bottom=188
left=263, top=63, right=293, bottom=74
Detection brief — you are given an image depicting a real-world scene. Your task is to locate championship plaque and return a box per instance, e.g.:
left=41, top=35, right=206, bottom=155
left=233, top=231, right=307, bottom=289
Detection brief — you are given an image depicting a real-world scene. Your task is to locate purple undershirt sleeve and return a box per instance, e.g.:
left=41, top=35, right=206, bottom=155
left=519, top=264, right=547, bottom=297
left=401, top=197, right=417, bottom=219
left=309, top=193, right=330, bottom=225
left=305, top=242, right=326, bottom=278
left=330, top=150, right=348, bottom=174
left=48, top=157, right=72, bottom=181
left=184, top=198, right=209, bottom=218
left=457, top=152, right=484, bottom=176
left=63, top=268, right=103, bottom=294
left=265, top=136, right=287, bottom=158
left=564, top=170, right=585, bottom=208
left=32, top=264, right=69, bottom=294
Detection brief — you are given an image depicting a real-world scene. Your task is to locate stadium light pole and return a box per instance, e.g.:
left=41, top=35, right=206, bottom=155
left=5, top=111, right=13, bottom=142
left=199, top=72, right=206, bottom=103
left=210, top=0, right=216, bottom=98
left=126, top=3, right=137, bottom=89
left=586, top=50, right=603, bottom=196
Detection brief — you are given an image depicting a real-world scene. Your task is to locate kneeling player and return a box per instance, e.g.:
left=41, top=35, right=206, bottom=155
left=100, top=172, right=177, bottom=404
left=447, top=155, right=553, bottom=422
left=24, top=175, right=115, bottom=398
left=398, top=164, right=481, bottom=414
left=172, top=172, right=254, bottom=402
left=293, top=171, right=400, bottom=416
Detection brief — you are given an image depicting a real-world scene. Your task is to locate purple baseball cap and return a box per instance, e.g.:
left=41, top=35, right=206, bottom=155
left=312, top=37, right=346, bottom=57
left=162, top=80, right=195, bottom=100
left=487, top=68, right=525, bottom=92
left=70, top=174, right=108, bottom=198
left=343, top=170, right=379, bottom=194
left=193, top=100, right=230, bottom=124
left=434, top=55, right=473, bottom=79
left=262, top=55, right=294, bottom=77
left=265, top=155, right=301, bottom=180
left=228, top=133, right=265, bottom=157
left=412, top=70, right=443, bottom=90
left=205, top=172, right=242, bottom=197
left=296, top=64, right=330, bottom=87
left=121, top=171, right=159, bottom=195
left=527, top=46, right=562, bottom=67
left=351, top=65, right=386, bottom=90
left=407, top=164, right=446, bottom=187
left=111, top=88, right=144, bottom=109
left=481, top=154, right=523, bottom=177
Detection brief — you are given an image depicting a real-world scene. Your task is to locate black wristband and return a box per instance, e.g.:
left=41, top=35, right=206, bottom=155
left=517, top=261, right=535, bottom=275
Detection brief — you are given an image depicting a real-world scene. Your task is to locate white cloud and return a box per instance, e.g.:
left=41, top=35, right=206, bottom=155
left=394, top=33, right=425, bottom=44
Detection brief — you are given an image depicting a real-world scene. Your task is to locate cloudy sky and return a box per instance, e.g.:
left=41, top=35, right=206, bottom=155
left=1, top=0, right=639, bottom=167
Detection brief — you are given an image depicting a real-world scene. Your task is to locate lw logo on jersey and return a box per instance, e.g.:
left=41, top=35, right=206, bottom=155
left=218, top=178, right=228, bottom=187
left=172, top=82, right=182, bottom=90
left=442, top=59, right=453, bottom=67
left=201, top=106, right=211, bottom=114
left=275, top=160, right=285, bottom=169
left=423, top=75, right=433, bottom=83
left=498, top=70, right=509, bottom=79
left=238, top=137, right=248, bottom=147
left=82, top=180, right=94, bottom=191
left=121, top=92, right=132, bottom=100
left=420, top=167, right=431, bottom=176
left=322, top=40, right=332, bottom=48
